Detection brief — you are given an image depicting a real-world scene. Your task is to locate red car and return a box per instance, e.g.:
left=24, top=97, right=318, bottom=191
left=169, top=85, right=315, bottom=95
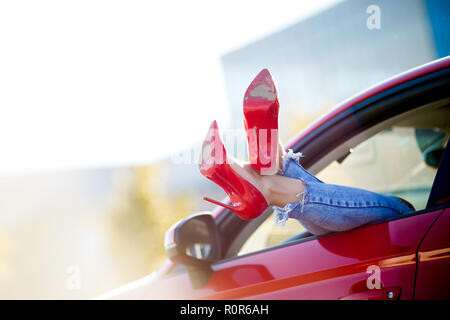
left=106, top=57, right=450, bottom=300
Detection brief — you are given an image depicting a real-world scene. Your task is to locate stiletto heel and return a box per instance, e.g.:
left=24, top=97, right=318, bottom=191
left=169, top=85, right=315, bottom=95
left=243, top=68, right=280, bottom=175
left=199, top=120, right=269, bottom=220
left=202, top=196, right=237, bottom=211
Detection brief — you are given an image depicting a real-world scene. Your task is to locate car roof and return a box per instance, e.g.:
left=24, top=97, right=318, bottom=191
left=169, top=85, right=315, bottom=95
left=285, top=55, right=450, bottom=150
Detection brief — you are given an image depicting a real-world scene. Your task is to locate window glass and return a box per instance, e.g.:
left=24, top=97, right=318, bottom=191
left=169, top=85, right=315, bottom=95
left=316, top=126, right=445, bottom=210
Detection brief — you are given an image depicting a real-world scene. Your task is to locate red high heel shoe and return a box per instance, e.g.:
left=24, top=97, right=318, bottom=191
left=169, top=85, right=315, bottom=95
left=199, top=120, right=269, bottom=220
left=243, top=68, right=280, bottom=175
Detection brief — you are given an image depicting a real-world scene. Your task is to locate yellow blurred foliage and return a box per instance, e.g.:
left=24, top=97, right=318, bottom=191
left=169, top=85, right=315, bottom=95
left=106, top=162, right=197, bottom=283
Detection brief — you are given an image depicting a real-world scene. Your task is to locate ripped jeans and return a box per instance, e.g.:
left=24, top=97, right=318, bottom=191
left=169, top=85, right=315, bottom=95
left=273, top=150, right=413, bottom=235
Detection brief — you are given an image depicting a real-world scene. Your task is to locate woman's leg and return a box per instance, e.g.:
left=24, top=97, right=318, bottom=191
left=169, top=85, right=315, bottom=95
left=267, top=150, right=414, bottom=235
left=226, top=147, right=413, bottom=236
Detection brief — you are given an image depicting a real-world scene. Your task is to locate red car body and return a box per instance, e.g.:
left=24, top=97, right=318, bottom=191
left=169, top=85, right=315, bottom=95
left=105, top=57, right=450, bottom=300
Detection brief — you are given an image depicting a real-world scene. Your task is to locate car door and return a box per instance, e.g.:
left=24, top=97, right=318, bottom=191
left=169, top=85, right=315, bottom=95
left=414, top=143, right=450, bottom=299
left=113, top=210, right=442, bottom=300
left=199, top=210, right=441, bottom=299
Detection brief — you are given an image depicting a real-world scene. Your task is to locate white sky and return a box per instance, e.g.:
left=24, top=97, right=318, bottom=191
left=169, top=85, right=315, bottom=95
left=0, top=0, right=341, bottom=175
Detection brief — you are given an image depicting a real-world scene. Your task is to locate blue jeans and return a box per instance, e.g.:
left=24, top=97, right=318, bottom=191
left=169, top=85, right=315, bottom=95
left=273, top=150, right=413, bottom=235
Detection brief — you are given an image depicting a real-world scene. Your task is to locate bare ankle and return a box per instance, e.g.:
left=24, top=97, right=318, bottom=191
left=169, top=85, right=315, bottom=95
left=261, top=175, right=306, bottom=207
left=260, top=176, right=284, bottom=206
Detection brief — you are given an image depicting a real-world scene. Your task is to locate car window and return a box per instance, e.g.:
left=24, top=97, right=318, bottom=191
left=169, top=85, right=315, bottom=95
left=316, top=126, right=446, bottom=210
left=238, top=123, right=448, bottom=256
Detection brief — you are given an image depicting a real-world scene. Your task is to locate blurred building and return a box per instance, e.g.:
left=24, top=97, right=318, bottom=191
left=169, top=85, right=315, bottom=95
left=221, top=0, right=450, bottom=140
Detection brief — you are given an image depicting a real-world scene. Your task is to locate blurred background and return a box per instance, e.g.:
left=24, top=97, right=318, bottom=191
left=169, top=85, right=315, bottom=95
left=0, top=0, right=449, bottom=299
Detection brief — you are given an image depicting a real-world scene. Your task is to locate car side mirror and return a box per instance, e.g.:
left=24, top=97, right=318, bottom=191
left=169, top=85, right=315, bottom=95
left=164, top=212, right=221, bottom=288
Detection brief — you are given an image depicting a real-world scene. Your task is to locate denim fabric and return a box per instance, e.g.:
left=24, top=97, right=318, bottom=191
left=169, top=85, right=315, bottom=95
left=273, top=150, right=413, bottom=235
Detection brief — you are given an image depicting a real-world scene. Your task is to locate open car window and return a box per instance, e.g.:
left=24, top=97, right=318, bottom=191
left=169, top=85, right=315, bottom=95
left=238, top=103, right=449, bottom=256
left=316, top=126, right=447, bottom=211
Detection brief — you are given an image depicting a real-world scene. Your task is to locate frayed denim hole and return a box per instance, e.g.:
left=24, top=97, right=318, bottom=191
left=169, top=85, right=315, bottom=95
left=273, top=179, right=309, bottom=226
left=286, top=149, right=304, bottom=164
left=298, top=181, right=312, bottom=214
left=273, top=208, right=289, bottom=227
left=283, top=149, right=303, bottom=169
